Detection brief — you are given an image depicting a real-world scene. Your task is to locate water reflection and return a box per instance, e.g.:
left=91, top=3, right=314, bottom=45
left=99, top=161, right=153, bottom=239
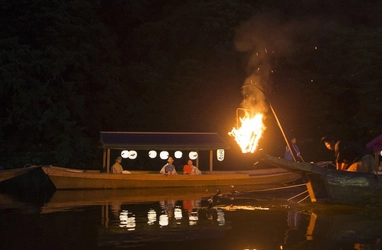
left=119, top=210, right=136, bottom=230
left=98, top=197, right=230, bottom=249
left=147, top=208, right=157, bottom=225
left=1, top=189, right=382, bottom=249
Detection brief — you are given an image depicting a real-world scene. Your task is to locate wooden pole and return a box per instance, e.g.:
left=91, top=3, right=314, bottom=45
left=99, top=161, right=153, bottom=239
left=246, top=84, right=296, bottom=162
left=107, top=149, right=110, bottom=173
left=209, top=150, right=213, bottom=173
left=269, top=104, right=296, bottom=162
left=196, top=152, right=199, bottom=169
left=103, top=149, right=106, bottom=171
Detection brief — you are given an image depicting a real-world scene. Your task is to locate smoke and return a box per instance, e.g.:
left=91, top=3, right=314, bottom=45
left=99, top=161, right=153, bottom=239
left=234, top=13, right=293, bottom=114
left=234, top=12, right=339, bottom=115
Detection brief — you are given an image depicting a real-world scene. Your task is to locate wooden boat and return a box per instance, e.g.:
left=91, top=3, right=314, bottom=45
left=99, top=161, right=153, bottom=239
left=261, top=154, right=382, bottom=205
left=41, top=165, right=301, bottom=190
left=0, top=165, right=42, bottom=182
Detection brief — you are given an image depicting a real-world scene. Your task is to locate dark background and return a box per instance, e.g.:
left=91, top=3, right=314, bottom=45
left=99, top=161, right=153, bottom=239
left=1, top=0, right=381, bottom=169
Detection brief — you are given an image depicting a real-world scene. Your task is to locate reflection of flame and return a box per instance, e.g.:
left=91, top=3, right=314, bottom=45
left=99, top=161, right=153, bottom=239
left=229, top=112, right=265, bottom=153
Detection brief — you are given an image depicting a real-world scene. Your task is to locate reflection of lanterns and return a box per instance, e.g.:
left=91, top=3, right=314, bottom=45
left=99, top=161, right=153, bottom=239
left=159, top=214, right=168, bottom=227
left=175, top=207, right=182, bottom=225
left=160, top=151, right=169, bottom=160
left=217, top=208, right=225, bottom=226
left=189, top=151, right=198, bottom=160
left=174, top=206, right=182, bottom=220
left=119, top=210, right=128, bottom=227
left=174, top=151, right=183, bottom=159
left=148, top=150, right=157, bottom=159
left=189, top=210, right=199, bottom=226
left=147, top=209, right=157, bottom=225
left=127, top=216, right=136, bottom=230
left=217, top=149, right=225, bottom=161
left=128, top=150, right=137, bottom=159
left=121, top=150, right=129, bottom=159
left=119, top=210, right=136, bottom=230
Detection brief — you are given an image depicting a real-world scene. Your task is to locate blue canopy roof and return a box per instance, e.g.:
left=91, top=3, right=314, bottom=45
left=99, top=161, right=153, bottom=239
left=100, top=131, right=230, bottom=150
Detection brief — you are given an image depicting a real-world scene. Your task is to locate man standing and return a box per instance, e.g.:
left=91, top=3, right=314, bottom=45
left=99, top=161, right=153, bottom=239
left=285, top=137, right=302, bottom=162
left=321, top=135, right=377, bottom=173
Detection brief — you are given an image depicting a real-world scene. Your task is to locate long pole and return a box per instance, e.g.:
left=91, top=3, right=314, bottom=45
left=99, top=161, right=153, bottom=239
left=269, top=104, right=296, bottom=162
left=243, top=84, right=298, bottom=162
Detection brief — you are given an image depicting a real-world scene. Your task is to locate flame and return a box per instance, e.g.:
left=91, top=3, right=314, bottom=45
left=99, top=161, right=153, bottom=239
left=229, top=112, right=265, bottom=153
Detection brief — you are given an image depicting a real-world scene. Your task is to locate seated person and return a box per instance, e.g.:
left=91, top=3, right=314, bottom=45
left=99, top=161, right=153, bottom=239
left=183, top=159, right=201, bottom=175
left=160, top=157, right=177, bottom=175
left=111, top=156, right=131, bottom=174
left=112, top=156, right=123, bottom=174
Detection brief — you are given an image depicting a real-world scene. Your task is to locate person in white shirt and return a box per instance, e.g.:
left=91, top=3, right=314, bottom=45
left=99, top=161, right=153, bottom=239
left=160, top=157, right=177, bottom=175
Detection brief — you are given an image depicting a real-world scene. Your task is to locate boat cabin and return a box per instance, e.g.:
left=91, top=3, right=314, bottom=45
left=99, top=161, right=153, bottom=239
left=99, top=132, right=230, bottom=173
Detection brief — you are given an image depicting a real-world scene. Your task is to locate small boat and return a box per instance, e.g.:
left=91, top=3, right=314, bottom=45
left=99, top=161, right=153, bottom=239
left=0, top=165, right=42, bottom=182
left=41, top=165, right=301, bottom=190
left=261, top=154, right=382, bottom=205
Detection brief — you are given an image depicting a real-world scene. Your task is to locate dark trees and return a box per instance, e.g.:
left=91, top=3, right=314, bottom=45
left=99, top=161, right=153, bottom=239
left=1, top=0, right=381, bottom=167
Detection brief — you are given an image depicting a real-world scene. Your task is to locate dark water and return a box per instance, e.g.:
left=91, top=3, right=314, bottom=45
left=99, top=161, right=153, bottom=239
left=1, top=187, right=382, bottom=250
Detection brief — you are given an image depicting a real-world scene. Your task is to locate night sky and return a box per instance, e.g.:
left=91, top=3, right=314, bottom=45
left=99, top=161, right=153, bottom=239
left=1, top=0, right=382, bottom=169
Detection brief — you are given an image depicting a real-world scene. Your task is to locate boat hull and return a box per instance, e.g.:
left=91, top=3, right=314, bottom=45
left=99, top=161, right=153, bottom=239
left=42, top=166, right=301, bottom=190
left=261, top=155, right=382, bottom=205
left=0, top=165, right=42, bottom=182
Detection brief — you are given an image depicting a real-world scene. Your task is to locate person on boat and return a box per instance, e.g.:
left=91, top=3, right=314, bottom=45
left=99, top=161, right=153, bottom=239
left=111, top=156, right=124, bottom=174
left=284, top=137, right=302, bottom=162
left=160, top=156, right=177, bottom=175
left=321, top=135, right=377, bottom=173
left=183, top=159, right=201, bottom=175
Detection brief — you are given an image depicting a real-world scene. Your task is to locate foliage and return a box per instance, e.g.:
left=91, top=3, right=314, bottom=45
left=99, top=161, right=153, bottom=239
left=0, top=0, right=122, bottom=168
left=1, top=0, right=381, bottom=167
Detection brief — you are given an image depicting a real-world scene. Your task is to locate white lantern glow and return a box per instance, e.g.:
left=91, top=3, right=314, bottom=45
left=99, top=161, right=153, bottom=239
left=174, top=151, right=183, bottom=159
left=148, top=150, right=157, bottom=159
left=128, top=150, right=137, bottom=159
left=189, top=151, right=198, bottom=160
left=121, top=150, right=129, bottom=159
left=160, top=151, right=169, bottom=160
left=217, top=149, right=225, bottom=161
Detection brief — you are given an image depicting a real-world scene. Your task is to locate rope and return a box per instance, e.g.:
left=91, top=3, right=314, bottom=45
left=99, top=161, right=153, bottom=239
left=249, top=183, right=306, bottom=192
left=298, top=195, right=310, bottom=203
left=287, top=190, right=308, bottom=201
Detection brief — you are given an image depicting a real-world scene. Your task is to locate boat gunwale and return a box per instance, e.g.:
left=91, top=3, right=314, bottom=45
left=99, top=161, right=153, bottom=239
left=42, top=165, right=296, bottom=180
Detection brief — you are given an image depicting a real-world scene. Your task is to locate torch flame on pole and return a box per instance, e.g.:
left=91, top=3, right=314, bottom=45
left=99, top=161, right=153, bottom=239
left=228, top=108, right=266, bottom=153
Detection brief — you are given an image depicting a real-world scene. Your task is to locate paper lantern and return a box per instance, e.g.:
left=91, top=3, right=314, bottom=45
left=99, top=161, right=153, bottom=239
left=174, top=151, right=183, bottom=158
left=160, top=151, right=169, bottom=160
left=148, top=150, right=157, bottom=159
left=121, top=150, right=129, bottom=159
left=189, top=151, right=198, bottom=160
left=128, top=150, right=137, bottom=159
left=217, top=149, right=225, bottom=161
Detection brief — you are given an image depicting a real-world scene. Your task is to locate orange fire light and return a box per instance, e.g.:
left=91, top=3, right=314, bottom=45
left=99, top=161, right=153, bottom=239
left=228, top=112, right=265, bottom=153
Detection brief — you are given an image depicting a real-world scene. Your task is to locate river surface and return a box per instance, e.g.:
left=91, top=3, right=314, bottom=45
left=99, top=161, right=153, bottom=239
left=1, top=187, right=381, bottom=250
